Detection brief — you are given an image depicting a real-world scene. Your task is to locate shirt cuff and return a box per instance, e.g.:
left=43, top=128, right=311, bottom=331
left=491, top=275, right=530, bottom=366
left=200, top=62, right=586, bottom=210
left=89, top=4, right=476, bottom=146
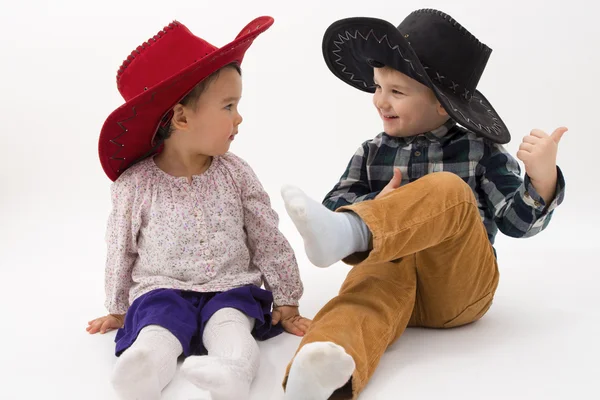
left=522, top=166, right=565, bottom=213
left=273, top=294, right=300, bottom=308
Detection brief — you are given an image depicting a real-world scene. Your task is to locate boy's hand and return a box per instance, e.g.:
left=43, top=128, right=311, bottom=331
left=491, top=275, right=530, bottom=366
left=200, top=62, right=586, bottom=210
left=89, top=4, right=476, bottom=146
left=272, top=306, right=311, bottom=337
left=86, top=314, right=125, bottom=334
left=517, top=127, right=568, bottom=204
left=375, top=168, right=402, bottom=199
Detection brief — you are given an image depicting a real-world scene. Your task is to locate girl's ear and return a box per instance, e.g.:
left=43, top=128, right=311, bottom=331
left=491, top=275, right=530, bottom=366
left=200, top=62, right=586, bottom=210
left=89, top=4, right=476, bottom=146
left=171, top=104, right=188, bottom=130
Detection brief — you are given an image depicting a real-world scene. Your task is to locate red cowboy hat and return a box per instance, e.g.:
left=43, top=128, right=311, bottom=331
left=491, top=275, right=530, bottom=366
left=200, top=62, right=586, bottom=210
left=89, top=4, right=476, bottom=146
left=98, top=16, right=274, bottom=181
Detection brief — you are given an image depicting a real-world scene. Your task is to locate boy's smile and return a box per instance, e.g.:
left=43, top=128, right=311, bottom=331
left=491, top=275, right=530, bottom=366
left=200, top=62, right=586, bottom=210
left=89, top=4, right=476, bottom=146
left=372, top=66, right=449, bottom=137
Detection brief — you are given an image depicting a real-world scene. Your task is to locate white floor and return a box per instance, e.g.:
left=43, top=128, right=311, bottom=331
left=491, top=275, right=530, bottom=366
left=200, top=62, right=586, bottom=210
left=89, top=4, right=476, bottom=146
left=2, top=203, right=599, bottom=399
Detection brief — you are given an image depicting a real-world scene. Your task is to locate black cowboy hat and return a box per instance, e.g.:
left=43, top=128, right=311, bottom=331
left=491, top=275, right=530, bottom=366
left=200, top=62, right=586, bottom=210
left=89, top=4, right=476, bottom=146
left=322, top=9, right=510, bottom=144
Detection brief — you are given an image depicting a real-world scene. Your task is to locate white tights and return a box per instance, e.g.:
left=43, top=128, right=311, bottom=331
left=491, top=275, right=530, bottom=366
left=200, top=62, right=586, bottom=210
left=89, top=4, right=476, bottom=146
left=111, top=307, right=258, bottom=400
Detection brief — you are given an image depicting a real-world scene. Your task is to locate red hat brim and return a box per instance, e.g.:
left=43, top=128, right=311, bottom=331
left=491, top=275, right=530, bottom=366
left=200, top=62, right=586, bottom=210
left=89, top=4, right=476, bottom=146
left=99, top=16, right=274, bottom=181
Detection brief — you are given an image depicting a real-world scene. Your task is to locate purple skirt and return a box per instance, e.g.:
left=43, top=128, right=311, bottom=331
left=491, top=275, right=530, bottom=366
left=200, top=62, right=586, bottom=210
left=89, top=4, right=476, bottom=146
left=115, top=285, right=284, bottom=356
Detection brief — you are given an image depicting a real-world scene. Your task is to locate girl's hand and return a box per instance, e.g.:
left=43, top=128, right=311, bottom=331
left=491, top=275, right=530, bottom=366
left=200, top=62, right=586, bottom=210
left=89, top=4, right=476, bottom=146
left=86, top=314, right=125, bottom=334
left=272, top=306, right=312, bottom=337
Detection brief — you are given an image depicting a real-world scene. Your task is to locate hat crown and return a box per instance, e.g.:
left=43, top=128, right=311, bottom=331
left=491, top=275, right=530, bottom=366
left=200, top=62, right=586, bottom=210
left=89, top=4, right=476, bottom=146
left=397, top=9, right=491, bottom=95
left=116, top=22, right=217, bottom=101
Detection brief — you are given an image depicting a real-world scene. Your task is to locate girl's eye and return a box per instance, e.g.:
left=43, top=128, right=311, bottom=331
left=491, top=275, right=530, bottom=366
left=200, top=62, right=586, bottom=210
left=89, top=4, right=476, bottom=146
left=225, top=104, right=233, bottom=110
left=373, top=84, right=381, bottom=90
left=393, top=90, right=404, bottom=95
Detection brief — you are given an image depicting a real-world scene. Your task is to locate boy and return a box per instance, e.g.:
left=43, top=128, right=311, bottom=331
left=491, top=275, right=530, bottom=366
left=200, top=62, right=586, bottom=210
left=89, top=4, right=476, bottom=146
left=281, top=9, right=566, bottom=400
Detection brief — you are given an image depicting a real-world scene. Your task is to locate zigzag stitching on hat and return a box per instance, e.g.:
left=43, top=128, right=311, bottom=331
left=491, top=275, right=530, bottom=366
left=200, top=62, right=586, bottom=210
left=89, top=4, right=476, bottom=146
left=413, top=9, right=486, bottom=50
left=330, top=26, right=500, bottom=137
left=437, top=91, right=501, bottom=134
left=116, top=21, right=182, bottom=88
left=332, top=29, right=474, bottom=99
left=332, top=29, right=424, bottom=88
left=332, top=30, right=368, bottom=87
left=372, top=32, right=424, bottom=78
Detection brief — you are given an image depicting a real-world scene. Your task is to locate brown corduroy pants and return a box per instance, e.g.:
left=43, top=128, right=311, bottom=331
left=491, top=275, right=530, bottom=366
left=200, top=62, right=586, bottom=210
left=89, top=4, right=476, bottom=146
left=283, top=172, right=500, bottom=399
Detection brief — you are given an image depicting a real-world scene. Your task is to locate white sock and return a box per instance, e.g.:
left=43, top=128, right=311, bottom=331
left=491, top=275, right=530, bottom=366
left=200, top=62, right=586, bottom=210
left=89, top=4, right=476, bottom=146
left=111, top=325, right=183, bottom=400
left=285, top=342, right=356, bottom=400
left=181, top=308, right=258, bottom=400
left=281, top=185, right=371, bottom=268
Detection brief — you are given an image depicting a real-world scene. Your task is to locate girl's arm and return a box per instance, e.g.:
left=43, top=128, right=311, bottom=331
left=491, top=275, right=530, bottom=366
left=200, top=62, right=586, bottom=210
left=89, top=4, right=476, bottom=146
left=228, top=154, right=304, bottom=307
left=104, top=176, right=141, bottom=315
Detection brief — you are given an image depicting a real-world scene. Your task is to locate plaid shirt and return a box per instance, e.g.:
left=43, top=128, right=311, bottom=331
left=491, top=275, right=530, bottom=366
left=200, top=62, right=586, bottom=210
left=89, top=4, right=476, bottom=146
left=323, top=120, right=565, bottom=245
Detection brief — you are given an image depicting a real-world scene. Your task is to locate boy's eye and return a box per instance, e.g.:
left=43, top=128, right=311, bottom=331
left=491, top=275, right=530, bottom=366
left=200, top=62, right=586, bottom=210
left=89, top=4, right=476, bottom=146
left=225, top=104, right=233, bottom=110
left=392, top=90, right=404, bottom=95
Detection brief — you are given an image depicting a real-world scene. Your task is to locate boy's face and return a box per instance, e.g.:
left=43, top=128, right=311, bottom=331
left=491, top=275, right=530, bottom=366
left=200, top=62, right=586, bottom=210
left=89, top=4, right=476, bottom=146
left=372, top=66, right=448, bottom=137
left=172, top=66, right=243, bottom=156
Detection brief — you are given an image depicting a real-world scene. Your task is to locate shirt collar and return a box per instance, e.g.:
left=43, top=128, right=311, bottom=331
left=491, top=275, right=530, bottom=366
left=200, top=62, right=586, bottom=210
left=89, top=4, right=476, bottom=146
left=385, top=119, right=457, bottom=145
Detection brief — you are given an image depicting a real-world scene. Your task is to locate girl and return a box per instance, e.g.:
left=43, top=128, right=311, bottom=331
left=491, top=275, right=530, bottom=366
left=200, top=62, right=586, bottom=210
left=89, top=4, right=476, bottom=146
left=86, top=16, right=310, bottom=400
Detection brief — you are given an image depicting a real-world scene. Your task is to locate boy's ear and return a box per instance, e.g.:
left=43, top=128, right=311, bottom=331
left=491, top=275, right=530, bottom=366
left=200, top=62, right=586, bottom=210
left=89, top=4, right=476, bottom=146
left=171, top=104, right=188, bottom=130
left=436, top=101, right=449, bottom=117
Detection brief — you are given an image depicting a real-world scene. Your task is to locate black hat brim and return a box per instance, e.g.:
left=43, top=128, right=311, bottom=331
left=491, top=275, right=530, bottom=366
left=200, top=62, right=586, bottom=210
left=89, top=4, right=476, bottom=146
left=322, top=17, right=510, bottom=144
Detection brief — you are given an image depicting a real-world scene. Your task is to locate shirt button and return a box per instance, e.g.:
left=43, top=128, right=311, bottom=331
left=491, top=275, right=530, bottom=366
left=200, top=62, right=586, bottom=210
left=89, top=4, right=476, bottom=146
left=414, top=151, right=421, bottom=156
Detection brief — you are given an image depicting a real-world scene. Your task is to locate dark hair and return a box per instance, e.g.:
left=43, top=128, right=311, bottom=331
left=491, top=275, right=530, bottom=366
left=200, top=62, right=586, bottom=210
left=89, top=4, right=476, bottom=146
left=154, top=62, right=241, bottom=142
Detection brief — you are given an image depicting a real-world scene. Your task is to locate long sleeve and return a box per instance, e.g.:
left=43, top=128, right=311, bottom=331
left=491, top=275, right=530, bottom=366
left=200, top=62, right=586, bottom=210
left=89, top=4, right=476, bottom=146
left=233, top=156, right=303, bottom=307
left=322, top=142, right=381, bottom=211
left=479, top=143, right=565, bottom=238
left=104, top=176, right=140, bottom=314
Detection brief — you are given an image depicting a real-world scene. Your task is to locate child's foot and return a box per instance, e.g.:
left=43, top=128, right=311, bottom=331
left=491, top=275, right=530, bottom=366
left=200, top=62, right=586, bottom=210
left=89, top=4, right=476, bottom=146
left=181, top=355, right=251, bottom=400
left=280, top=185, right=371, bottom=267
left=284, top=341, right=355, bottom=400
left=111, top=347, right=161, bottom=400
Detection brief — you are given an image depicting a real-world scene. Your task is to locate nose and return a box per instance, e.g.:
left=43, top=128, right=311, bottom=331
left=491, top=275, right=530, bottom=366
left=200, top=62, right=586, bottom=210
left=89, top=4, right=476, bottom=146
left=235, top=110, right=243, bottom=126
left=373, top=92, right=390, bottom=111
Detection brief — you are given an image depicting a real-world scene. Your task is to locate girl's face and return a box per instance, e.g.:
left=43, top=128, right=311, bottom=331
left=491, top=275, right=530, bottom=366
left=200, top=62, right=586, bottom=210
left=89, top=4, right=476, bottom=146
left=169, top=67, right=243, bottom=156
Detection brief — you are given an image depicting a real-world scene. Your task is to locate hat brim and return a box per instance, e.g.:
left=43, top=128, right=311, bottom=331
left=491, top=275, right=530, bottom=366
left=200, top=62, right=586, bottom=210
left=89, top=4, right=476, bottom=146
left=99, top=16, right=274, bottom=181
left=322, top=17, right=510, bottom=144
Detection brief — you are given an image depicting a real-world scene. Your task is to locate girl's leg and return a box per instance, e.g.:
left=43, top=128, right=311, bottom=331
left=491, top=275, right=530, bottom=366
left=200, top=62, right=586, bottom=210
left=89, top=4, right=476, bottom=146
left=181, top=307, right=259, bottom=400
left=111, top=324, right=183, bottom=400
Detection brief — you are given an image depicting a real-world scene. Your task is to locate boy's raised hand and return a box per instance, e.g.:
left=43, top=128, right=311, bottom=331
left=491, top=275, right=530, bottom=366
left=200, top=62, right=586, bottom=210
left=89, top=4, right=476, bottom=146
left=375, top=168, right=402, bottom=199
left=86, top=314, right=125, bottom=334
left=272, top=306, right=312, bottom=337
left=517, top=126, right=568, bottom=204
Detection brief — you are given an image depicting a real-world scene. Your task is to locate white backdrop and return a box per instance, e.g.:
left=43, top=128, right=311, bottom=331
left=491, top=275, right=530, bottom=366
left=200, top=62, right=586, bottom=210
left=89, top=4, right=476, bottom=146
left=1, top=0, right=598, bottom=399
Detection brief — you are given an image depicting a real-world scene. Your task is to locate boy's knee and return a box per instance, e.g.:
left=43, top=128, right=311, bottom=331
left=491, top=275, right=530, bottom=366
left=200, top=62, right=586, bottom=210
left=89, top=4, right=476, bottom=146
left=425, top=172, right=475, bottom=203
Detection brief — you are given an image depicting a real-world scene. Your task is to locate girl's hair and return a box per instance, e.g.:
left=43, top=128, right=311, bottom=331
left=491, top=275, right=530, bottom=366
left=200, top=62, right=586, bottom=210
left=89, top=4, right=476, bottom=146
left=154, top=62, right=241, bottom=142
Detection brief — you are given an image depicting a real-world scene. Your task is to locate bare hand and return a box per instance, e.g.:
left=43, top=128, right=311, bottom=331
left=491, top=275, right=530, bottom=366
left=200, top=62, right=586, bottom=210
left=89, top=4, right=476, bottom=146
left=86, top=314, right=125, bottom=334
left=272, top=306, right=311, bottom=337
left=517, top=127, right=567, bottom=204
left=375, top=168, right=402, bottom=199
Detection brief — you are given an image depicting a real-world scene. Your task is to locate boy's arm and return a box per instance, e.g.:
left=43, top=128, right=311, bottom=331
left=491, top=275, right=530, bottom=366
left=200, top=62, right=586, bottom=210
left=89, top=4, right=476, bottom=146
left=323, top=143, right=381, bottom=210
left=233, top=156, right=303, bottom=307
left=480, top=142, right=565, bottom=238
left=104, top=178, right=139, bottom=315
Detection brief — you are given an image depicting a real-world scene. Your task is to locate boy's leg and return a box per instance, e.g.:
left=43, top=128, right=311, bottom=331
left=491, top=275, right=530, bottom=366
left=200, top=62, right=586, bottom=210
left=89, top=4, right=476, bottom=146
left=340, top=172, right=499, bottom=329
left=283, top=256, right=417, bottom=399
left=282, top=172, right=498, bottom=399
